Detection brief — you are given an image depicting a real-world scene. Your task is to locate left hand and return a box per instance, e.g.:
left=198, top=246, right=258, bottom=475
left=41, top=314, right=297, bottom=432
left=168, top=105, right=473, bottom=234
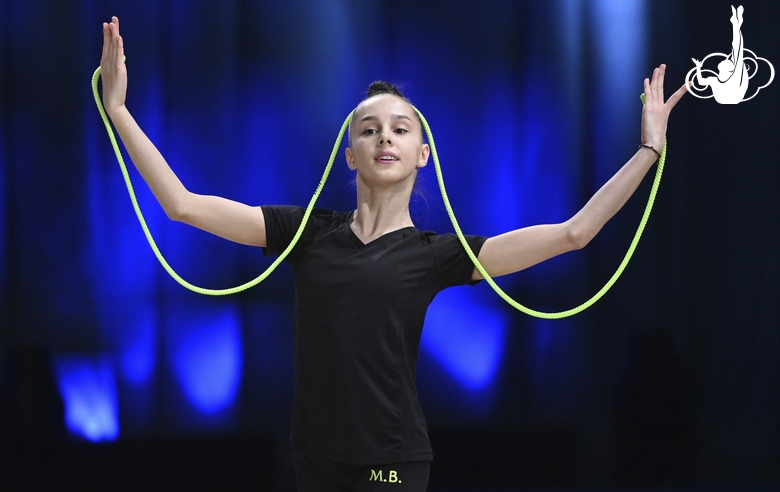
left=641, top=64, right=688, bottom=152
left=100, top=16, right=127, bottom=116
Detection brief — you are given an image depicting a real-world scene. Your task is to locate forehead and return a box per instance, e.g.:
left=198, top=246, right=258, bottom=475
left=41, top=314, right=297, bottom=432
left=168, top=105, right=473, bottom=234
left=353, top=93, right=417, bottom=123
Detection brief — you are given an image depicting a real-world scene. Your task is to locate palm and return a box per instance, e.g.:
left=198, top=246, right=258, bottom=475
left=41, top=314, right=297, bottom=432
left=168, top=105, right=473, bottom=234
left=100, top=17, right=127, bottom=113
left=641, top=65, right=688, bottom=151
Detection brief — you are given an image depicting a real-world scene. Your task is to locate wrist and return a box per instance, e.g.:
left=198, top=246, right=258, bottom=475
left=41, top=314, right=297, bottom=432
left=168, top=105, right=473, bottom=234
left=638, top=143, right=662, bottom=162
left=106, top=103, right=128, bottom=120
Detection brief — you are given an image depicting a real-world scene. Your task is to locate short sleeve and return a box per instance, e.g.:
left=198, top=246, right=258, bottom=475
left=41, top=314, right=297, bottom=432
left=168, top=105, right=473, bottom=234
left=261, top=205, right=305, bottom=257
left=429, top=234, right=488, bottom=288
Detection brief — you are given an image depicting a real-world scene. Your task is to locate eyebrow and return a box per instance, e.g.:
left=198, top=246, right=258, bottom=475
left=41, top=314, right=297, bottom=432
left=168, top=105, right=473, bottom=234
left=358, top=114, right=414, bottom=123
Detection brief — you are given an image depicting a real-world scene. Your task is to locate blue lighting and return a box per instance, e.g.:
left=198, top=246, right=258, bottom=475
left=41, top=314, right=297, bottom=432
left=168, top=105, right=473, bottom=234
left=592, top=0, right=646, bottom=89
left=422, top=288, right=507, bottom=391
left=84, top=78, right=159, bottom=392
left=53, top=355, right=119, bottom=442
left=117, top=308, right=156, bottom=387
left=591, top=0, right=647, bottom=183
left=168, top=303, right=243, bottom=414
left=514, top=69, right=573, bottom=229
left=526, top=319, right=580, bottom=423
left=469, top=62, right=576, bottom=285
left=479, top=71, right=520, bottom=238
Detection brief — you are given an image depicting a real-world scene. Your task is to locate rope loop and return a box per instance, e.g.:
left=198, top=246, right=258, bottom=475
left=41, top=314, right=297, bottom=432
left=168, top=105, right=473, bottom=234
left=92, top=65, right=351, bottom=295
left=94, top=65, right=665, bottom=316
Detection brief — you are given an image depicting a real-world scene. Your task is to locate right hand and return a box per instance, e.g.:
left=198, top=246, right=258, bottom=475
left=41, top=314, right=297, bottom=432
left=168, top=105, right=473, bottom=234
left=100, top=16, right=127, bottom=115
left=640, top=64, right=688, bottom=154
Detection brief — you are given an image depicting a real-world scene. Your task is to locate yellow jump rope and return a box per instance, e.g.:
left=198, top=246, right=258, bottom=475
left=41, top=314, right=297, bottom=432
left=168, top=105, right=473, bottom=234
left=92, top=66, right=666, bottom=319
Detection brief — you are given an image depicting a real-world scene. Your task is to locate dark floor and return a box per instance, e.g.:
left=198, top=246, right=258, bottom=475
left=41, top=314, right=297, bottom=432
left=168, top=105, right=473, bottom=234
left=2, top=434, right=778, bottom=492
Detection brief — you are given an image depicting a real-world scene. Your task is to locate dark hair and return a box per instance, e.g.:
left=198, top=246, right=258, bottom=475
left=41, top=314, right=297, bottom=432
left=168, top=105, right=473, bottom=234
left=365, top=80, right=411, bottom=102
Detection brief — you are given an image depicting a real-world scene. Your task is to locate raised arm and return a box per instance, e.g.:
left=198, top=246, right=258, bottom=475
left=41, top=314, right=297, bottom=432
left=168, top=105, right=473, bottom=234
left=472, top=64, right=687, bottom=280
left=100, top=17, right=267, bottom=247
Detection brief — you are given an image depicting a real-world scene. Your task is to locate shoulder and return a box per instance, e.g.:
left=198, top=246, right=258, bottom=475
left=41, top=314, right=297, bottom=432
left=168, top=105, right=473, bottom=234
left=308, top=208, right=351, bottom=231
left=417, top=230, right=488, bottom=259
left=415, top=230, right=487, bottom=287
left=262, top=206, right=349, bottom=227
left=261, top=206, right=350, bottom=256
left=418, top=230, right=452, bottom=246
left=418, top=230, right=486, bottom=247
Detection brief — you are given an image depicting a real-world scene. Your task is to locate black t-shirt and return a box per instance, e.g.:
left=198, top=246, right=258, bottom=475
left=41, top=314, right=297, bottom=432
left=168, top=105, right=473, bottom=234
left=262, top=205, right=488, bottom=464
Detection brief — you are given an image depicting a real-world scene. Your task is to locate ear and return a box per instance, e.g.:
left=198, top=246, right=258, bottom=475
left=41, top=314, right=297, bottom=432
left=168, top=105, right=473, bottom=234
left=417, top=143, right=430, bottom=169
left=345, top=147, right=357, bottom=171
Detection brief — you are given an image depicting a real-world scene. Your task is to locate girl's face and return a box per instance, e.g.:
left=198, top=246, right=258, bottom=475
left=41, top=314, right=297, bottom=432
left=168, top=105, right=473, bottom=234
left=346, top=94, right=429, bottom=190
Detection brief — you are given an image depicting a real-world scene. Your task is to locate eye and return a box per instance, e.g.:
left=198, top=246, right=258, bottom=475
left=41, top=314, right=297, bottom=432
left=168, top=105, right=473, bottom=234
left=394, top=128, right=409, bottom=134
left=362, top=128, right=378, bottom=135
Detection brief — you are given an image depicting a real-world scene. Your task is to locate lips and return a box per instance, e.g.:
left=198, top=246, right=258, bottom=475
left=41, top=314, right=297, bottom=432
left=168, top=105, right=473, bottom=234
left=374, top=151, right=399, bottom=163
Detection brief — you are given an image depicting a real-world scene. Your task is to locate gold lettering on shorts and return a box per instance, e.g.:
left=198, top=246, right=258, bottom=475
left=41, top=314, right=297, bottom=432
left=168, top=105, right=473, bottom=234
left=369, top=469, right=402, bottom=483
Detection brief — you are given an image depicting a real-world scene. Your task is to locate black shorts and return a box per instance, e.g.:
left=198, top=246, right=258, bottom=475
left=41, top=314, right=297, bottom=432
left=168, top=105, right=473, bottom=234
left=293, top=449, right=431, bottom=492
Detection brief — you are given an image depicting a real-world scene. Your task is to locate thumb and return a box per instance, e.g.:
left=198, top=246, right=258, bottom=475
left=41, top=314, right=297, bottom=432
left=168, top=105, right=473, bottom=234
left=665, top=82, right=689, bottom=110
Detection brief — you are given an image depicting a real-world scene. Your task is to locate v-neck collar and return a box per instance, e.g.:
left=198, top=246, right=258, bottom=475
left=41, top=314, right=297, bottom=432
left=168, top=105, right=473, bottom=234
left=344, top=211, right=417, bottom=248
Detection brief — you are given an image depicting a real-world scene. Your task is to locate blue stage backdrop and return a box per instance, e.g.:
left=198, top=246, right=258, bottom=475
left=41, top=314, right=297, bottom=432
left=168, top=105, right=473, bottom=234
left=1, top=0, right=779, bottom=486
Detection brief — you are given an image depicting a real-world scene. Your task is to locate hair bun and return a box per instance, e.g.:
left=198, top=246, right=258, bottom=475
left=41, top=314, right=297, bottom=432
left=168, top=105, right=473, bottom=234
left=366, top=80, right=408, bottom=101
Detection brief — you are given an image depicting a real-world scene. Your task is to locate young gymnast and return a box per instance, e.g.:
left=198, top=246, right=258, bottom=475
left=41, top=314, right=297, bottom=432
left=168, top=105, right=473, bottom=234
left=100, top=16, right=687, bottom=491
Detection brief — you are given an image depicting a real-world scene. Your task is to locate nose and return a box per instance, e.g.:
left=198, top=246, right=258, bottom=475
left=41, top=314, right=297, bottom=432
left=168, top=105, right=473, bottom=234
left=379, top=130, right=391, bottom=145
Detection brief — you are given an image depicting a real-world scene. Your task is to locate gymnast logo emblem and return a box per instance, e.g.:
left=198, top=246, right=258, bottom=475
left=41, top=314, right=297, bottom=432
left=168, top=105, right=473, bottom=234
left=685, top=5, right=774, bottom=104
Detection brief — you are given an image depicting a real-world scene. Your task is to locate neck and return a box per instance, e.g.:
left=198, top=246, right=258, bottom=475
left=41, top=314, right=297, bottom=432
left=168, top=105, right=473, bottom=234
left=351, top=179, right=415, bottom=240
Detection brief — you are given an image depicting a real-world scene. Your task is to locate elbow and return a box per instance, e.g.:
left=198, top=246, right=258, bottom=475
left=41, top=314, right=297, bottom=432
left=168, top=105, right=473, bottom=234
left=162, top=194, right=191, bottom=223
left=165, top=207, right=185, bottom=223
left=565, top=220, right=592, bottom=251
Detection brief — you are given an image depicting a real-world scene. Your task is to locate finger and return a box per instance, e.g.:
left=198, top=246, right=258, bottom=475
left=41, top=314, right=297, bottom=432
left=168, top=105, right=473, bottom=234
left=101, top=23, right=110, bottom=63
left=655, top=64, right=666, bottom=101
left=106, top=22, right=116, bottom=63
left=109, top=21, right=121, bottom=62
left=664, top=81, right=689, bottom=110
left=644, top=70, right=655, bottom=105
left=647, top=67, right=660, bottom=105
left=112, top=17, right=124, bottom=62
left=116, top=32, right=124, bottom=61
